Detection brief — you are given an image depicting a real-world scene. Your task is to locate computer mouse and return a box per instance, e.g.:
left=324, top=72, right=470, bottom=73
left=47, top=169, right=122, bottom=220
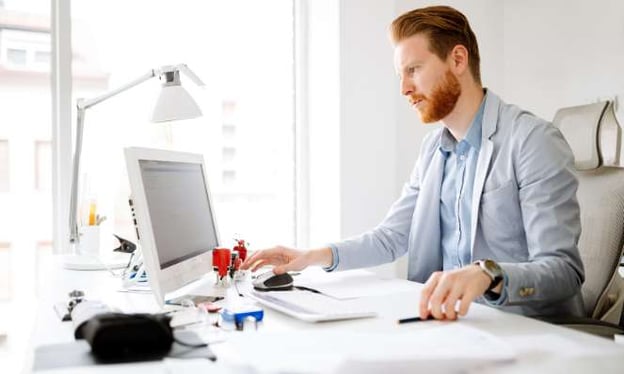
left=252, top=271, right=294, bottom=290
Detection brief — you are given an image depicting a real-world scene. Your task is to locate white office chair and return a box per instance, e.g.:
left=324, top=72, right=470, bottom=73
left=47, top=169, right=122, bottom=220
left=547, top=99, right=624, bottom=337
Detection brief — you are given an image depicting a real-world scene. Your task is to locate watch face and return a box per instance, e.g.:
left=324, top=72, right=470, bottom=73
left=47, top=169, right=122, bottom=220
left=483, top=259, right=503, bottom=287
left=484, top=259, right=501, bottom=274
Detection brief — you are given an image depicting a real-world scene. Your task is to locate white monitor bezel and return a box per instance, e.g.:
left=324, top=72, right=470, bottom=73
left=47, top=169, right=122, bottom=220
left=124, top=146, right=220, bottom=307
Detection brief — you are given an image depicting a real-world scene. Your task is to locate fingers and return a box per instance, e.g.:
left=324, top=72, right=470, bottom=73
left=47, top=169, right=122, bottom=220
left=240, top=250, right=263, bottom=270
left=443, top=287, right=462, bottom=320
left=420, top=267, right=488, bottom=320
left=273, top=264, right=289, bottom=275
left=428, top=274, right=451, bottom=320
left=241, top=247, right=282, bottom=271
left=419, top=272, right=441, bottom=319
left=249, top=259, right=270, bottom=272
left=239, top=246, right=302, bottom=273
left=458, top=288, right=480, bottom=316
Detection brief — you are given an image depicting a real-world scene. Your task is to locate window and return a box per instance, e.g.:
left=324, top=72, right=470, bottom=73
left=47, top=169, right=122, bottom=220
left=1, top=28, right=51, bottom=71
left=0, top=140, right=8, bottom=192
left=7, top=48, right=26, bottom=65
left=71, top=1, right=296, bottom=248
left=0, top=3, right=52, bottom=371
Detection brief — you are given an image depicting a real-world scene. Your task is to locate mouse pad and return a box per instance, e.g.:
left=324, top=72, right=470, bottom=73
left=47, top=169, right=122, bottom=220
left=33, top=331, right=216, bottom=370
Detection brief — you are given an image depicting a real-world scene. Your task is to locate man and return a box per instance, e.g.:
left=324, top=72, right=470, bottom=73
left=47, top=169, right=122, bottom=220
left=241, top=5, right=585, bottom=320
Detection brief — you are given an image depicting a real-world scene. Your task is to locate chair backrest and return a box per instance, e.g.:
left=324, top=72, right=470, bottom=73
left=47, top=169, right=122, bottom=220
left=553, top=100, right=624, bottom=323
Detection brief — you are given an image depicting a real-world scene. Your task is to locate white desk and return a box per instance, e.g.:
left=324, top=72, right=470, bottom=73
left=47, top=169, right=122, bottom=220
left=27, top=255, right=624, bottom=373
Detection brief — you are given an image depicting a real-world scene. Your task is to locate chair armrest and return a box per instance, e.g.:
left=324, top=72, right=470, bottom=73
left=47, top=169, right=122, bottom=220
left=534, top=315, right=624, bottom=339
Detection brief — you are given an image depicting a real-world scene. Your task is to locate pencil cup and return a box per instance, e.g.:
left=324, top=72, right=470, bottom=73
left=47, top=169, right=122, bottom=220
left=77, top=226, right=101, bottom=255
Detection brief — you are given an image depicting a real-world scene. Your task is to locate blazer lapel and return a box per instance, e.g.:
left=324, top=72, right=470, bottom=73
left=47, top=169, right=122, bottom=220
left=407, top=144, right=445, bottom=281
left=470, top=91, right=499, bottom=258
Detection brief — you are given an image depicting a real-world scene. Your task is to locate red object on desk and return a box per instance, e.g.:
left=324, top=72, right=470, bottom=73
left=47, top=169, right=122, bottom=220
left=233, top=239, right=248, bottom=262
left=212, top=247, right=231, bottom=278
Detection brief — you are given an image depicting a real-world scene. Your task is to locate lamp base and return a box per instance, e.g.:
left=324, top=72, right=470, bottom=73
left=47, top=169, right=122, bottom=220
left=62, top=253, right=129, bottom=271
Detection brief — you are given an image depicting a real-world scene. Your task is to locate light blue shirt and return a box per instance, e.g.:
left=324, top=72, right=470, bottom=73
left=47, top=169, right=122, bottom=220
left=439, top=100, right=484, bottom=270
left=437, top=98, right=507, bottom=304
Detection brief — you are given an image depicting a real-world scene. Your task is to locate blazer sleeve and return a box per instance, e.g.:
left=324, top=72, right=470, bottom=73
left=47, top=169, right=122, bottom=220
left=329, top=165, right=420, bottom=271
left=500, top=119, right=584, bottom=306
left=327, top=131, right=441, bottom=271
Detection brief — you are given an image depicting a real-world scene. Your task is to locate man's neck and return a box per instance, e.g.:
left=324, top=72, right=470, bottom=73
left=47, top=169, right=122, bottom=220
left=442, top=84, right=485, bottom=141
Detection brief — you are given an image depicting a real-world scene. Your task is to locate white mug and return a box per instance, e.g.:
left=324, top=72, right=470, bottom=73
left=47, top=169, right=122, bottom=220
left=77, top=226, right=101, bottom=255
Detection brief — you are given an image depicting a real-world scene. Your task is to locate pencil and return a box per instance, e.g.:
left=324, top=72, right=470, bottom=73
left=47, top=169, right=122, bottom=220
left=397, top=315, right=435, bottom=324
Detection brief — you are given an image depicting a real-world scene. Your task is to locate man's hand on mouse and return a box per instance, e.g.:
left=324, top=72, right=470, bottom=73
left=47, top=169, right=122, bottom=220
left=240, top=246, right=333, bottom=274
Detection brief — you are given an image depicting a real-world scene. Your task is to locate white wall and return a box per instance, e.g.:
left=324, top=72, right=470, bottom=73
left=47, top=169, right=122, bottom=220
left=338, top=0, right=398, bottom=276
left=502, top=0, right=624, bottom=120
left=304, top=0, right=398, bottom=276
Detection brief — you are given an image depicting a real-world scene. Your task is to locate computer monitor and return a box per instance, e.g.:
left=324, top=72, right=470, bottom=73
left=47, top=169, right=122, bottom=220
left=124, top=147, right=221, bottom=307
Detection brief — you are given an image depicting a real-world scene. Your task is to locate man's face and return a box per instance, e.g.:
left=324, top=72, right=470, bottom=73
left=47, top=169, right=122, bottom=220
left=394, top=34, right=461, bottom=123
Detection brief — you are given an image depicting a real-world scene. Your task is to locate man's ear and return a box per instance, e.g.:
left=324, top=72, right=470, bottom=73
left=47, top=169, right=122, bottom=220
left=448, top=45, right=469, bottom=75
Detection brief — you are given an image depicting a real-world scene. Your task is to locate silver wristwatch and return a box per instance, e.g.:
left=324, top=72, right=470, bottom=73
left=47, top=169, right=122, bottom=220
left=474, top=259, right=503, bottom=291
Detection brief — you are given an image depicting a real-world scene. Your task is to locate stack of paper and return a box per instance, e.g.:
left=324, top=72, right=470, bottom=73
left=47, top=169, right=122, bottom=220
left=218, top=324, right=516, bottom=373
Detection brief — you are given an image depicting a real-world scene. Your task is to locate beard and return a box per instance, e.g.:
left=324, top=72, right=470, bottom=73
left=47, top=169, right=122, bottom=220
left=410, top=70, right=461, bottom=123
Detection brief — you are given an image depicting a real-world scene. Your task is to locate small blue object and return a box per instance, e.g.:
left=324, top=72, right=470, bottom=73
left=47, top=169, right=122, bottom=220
left=221, top=305, right=264, bottom=329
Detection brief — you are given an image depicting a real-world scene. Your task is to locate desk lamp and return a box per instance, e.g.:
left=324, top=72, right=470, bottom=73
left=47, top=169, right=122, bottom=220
left=63, top=64, right=205, bottom=270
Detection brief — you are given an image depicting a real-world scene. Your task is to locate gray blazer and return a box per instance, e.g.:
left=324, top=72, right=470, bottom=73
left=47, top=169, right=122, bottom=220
left=332, top=90, right=585, bottom=317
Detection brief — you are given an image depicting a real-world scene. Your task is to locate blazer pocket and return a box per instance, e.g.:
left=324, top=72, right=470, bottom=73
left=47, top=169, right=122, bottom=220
left=479, top=181, right=527, bottom=261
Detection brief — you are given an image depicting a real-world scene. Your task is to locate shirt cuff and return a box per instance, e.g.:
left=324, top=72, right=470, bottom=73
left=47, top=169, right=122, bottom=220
left=322, top=244, right=340, bottom=272
left=483, top=271, right=509, bottom=306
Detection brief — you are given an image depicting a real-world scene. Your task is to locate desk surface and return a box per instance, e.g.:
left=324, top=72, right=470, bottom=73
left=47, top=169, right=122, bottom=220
left=28, top=255, right=624, bottom=373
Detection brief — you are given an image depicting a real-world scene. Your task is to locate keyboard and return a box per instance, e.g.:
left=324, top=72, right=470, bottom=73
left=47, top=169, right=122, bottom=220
left=249, top=290, right=377, bottom=322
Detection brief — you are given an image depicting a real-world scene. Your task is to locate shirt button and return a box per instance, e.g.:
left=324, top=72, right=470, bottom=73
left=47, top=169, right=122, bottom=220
left=459, top=155, right=465, bottom=161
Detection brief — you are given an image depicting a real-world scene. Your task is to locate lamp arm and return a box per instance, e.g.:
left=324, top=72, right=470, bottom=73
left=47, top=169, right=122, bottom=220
left=80, top=70, right=157, bottom=110
left=68, top=69, right=157, bottom=244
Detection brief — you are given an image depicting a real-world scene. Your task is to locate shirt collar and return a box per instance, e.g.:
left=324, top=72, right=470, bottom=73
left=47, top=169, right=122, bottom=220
left=438, top=97, right=486, bottom=155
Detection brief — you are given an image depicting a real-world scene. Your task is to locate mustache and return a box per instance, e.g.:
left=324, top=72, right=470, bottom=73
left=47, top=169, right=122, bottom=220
left=408, top=94, right=427, bottom=105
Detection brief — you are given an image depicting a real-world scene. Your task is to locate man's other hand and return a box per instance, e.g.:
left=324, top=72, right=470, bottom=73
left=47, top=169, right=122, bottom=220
left=240, top=246, right=333, bottom=274
left=419, top=265, right=496, bottom=320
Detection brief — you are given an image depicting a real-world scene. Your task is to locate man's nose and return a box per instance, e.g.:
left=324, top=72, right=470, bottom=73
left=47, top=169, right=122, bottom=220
left=401, top=78, right=414, bottom=96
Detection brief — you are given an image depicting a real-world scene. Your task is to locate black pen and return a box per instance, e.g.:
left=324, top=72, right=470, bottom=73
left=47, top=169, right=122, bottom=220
left=397, top=315, right=436, bottom=324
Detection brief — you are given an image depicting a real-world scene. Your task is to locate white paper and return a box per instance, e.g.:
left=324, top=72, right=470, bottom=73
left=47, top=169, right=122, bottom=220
left=222, top=324, right=516, bottom=373
left=294, top=269, right=419, bottom=299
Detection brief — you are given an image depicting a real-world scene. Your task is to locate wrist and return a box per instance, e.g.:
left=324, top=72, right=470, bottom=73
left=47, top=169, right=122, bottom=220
left=491, top=280, right=503, bottom=294
left=474, top=259, right=504, bottom=292
left=307, top=247, right=333, bottom=268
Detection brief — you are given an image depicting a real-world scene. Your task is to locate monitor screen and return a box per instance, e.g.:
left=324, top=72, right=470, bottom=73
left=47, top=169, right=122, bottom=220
left=139, top=159, right=219, bottom=269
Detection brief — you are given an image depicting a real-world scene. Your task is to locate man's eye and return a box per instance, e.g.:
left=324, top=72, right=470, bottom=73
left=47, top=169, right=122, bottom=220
left=407, top=66, right=420, bottom=75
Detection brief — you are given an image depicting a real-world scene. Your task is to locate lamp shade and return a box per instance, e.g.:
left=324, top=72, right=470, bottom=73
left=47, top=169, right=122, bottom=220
left=151, top=84, right=202, bottom=122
